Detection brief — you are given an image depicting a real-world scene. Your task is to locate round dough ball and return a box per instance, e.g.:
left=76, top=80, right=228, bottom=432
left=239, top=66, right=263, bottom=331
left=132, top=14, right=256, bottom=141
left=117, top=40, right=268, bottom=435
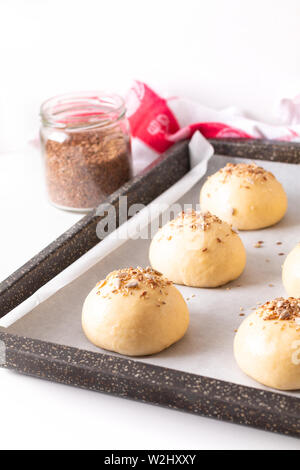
left=234, top=297, right=300, bottom=390
left=282, top=244, right=300, bottom=297
left=82, top=266, right=189, bottom=356
left=149, top=210, right=246, bottom=287
left=200, top=162, right=287, bottom=230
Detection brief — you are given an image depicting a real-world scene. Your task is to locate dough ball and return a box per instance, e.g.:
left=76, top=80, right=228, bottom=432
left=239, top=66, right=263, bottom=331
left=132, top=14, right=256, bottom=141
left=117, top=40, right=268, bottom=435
left=149, top=210, right=246, bottom=287
left=282, top=244, right=300, bottom=297
left=82, top=266, right=189, bottom=356
left=234, top=297, right=300, bottom=390
left=200, top=162, right=287, bottom=230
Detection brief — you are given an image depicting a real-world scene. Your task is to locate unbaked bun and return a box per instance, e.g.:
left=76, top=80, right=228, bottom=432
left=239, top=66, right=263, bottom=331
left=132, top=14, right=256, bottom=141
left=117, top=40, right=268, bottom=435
left=149, top=210, right=246, bottom=287
left=282, top=244, right=300, bottom=297
left=200, top=162, right=287, bottom=230
left=82, top=266, right=189, bottom=356
left=234, top=297, right=300, bottom=390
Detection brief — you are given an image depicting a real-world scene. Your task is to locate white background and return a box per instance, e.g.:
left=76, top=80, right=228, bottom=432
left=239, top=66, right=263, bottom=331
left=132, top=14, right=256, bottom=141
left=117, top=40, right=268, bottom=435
left=0, top=0, right=300, bottom=450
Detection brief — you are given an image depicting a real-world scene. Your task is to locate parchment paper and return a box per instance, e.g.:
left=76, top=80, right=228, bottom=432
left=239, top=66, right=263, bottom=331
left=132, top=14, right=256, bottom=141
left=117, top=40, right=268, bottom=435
left=4, top=155, right=300, bottom=397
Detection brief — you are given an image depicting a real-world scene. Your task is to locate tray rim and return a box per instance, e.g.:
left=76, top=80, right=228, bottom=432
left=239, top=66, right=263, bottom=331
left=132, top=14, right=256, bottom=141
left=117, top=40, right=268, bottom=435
left=2, top=138, right=300, bottom=439
left=1, top=328, right=300, bottom=438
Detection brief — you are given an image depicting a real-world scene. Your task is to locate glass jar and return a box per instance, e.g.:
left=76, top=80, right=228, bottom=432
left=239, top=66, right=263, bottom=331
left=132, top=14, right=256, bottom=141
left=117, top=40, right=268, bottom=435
left=40, top=92, right=132, bottom=211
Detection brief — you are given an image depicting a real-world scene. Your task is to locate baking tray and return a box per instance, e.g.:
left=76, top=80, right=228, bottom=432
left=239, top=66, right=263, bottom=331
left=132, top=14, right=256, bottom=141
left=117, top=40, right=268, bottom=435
left=1, top=139, right=300, bottom=439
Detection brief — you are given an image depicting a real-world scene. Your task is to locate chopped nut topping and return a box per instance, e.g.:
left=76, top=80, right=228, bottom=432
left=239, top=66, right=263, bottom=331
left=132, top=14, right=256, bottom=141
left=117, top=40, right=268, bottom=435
left=113, top=278, right=121, bottom=289
left=161, top=210, right=223, bottom=236
left=125, top=280, right=139, bottom=288
left=96, top=266, right=172, bottom=297
left=218, top=162, right=274, bottom=183
left=259, top=297, right=300, bottom=322
left=96, top=280, right=106, bottom=288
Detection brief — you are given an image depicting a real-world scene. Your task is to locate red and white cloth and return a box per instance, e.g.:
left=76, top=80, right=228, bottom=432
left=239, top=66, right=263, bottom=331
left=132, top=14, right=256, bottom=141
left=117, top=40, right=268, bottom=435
left=126, top=81, right=300, bottom=174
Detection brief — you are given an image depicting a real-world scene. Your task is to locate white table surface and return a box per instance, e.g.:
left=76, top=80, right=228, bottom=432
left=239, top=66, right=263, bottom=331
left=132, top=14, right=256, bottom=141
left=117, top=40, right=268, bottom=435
left=0, top=146, right=299, bottom=450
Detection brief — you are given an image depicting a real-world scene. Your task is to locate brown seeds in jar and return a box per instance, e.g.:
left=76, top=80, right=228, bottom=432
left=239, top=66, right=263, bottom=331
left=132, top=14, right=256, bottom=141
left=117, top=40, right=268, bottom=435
left=40, top=92, right=132, bottom=210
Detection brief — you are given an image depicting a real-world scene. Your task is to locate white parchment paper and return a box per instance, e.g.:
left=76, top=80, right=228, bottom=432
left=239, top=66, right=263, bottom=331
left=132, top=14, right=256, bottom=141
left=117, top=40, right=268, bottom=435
left=3, top=152, right=300, bottom=398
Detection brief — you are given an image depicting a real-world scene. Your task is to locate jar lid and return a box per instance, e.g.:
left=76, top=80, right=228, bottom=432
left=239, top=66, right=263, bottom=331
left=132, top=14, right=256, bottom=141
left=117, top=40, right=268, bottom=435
left=40, top=91, right=126, bottom=130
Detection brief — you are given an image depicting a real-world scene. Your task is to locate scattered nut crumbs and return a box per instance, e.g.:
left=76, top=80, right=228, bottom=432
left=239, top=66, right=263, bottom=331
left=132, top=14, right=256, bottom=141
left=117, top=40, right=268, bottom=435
left=276, top=242, right=282, bottom=245
left=254, top=241, right=264, bottom=248
left=278, top=253, right=285, bottom=256
left=258, top=297, right=300, bottom=323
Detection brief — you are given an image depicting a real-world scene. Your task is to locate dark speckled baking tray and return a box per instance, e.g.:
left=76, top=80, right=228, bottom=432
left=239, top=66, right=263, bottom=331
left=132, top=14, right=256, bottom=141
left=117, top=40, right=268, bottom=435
left=1, top=139, right=300, bottom=439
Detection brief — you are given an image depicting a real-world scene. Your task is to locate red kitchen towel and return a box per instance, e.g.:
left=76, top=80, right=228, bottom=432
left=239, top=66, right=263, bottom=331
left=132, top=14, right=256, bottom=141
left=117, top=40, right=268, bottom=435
left=126, top=81, right=300, bottom=174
